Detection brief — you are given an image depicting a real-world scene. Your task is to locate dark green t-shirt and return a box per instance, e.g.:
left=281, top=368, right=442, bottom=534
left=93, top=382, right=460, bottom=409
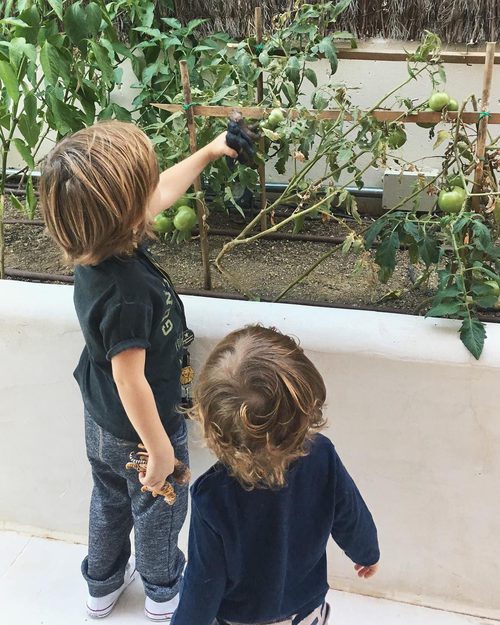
left=73, top=246, right=185, bottom=441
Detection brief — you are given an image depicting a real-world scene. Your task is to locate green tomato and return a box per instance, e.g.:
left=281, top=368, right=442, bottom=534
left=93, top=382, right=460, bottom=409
left=457, top=141, right=473, bottom=161
left=171, top=196, right=192, bottom=211
left=153, top=214, right=174, bottom=234
left=484, top=280, right=500, bottom=297
left=173, top=206, right=197, bottom=232
left=428, top=92, right=450, bottom=112
left=447, top=174, right=466, bottom=189
left=447, top=98, right=459, bottom=111
left=387, top=126, right=407, bottom=149
left=267, top=107, right=285, bottom=129
left=416, top=108, right=436, bottom=129
left=437, top=186, right=467, bottom=213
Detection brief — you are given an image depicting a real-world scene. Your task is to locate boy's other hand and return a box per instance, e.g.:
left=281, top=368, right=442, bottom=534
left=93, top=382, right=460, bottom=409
left=354, top=562, right=379, bottom=579
left=139, top=442, right=175, bottom=492
left=207, top=132, right=238, bottom=161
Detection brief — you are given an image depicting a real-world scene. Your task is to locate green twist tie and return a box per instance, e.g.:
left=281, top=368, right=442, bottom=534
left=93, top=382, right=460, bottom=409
left=182, top=102, right=198, bottom=111
left=255, top=43, right=264, bottom=53
left=478, top=111, right=491, bottom=120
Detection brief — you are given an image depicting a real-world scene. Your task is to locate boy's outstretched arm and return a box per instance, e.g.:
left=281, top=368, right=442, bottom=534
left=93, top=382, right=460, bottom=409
left=148, top=133, right=238, bottom=216
left=330, top=449, right=380, bottom=576
left=171, top=499, right=226, bottom=625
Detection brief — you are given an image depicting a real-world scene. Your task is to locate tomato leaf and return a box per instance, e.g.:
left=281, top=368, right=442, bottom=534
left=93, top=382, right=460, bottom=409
left=0, top=60, right=20, bottom=103
left=63, top=2, right=86, bottom=45
left=9, top=193, right=25, bottom=216
left=46, top=0, right=63, bottom=19
left=433, top=129, right=450, bottom=150
left=459, top=317, right=485, bottom=360
left=13, top=138, right=35, bottom=169
left=375, top=231, right=399, bottom=282
left=426, top=301, right=462, bottom=318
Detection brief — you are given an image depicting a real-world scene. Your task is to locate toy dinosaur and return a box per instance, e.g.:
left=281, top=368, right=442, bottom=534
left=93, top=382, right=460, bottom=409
left=126, top=443, right=191, bottom=505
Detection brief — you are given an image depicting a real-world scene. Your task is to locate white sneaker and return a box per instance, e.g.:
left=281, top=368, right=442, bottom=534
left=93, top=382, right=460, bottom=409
left=86, top=555, right=137, bottom=618
left=144, top=593, right=179, bottom=622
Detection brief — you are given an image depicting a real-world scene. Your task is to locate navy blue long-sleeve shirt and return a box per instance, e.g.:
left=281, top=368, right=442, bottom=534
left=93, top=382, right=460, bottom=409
left=172, top=434, right=379, bottom=625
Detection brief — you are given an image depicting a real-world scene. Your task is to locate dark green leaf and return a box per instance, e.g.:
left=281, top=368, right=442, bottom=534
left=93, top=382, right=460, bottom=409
left=364, top=219, right=385, bottom=249
left=403, top=220, right=420, bottom=240
left=13, top=138, right=34, bottom=169
left=318, top=37, right=338, bottom=74
left=460, top=318, right=485, bottom=359
left=25, top=176, right=36, bottom=219
left=0, top=61, right=20, bottom=103
left=419, top=235, right=440, bottom=266
left=63, top=2, right=86, bottom=45
left=9, top=38, right=36, bottom=72
left=47, top=0, right=63, bottom=20
left=9, top=193, right=25, bottom=216
left=375, top=231, right=399, bottom=282
left=18, top=114, right=41, bottom=147
left=285, top=56, right=300, bottom=87
left=85, top=2, right=102, bottom=36
left=304, top=67, right=317, bottom=87
left=90, top=41, right=115, bottom=86
left=426, top=301, right=462, bottom=318
left=40, top=41, right=60, bottom=85
left=161, top=17, right=182, bottom=29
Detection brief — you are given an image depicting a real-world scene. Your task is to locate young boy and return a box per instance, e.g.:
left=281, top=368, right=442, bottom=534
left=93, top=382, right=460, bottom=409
left=40, top=121, right=237, bottom=621
left=172, top=325, right=380, bottom=625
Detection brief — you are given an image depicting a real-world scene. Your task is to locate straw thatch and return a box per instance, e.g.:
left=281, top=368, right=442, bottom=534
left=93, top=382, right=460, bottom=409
left=173, top=0, right=499, bottom=43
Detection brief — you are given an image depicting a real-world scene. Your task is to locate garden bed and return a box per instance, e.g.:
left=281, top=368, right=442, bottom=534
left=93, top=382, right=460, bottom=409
left=3, top=200, right=436, bottom=314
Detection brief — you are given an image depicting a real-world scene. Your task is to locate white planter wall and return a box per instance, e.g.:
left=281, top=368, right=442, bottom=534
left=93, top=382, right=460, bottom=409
left=1, top=279, right=499, bottom=620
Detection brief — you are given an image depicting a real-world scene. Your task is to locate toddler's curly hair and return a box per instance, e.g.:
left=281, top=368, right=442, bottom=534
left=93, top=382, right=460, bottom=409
left=190, top=325, right=326, bottom=489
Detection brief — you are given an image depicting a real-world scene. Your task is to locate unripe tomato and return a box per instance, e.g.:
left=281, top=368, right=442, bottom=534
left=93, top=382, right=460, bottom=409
left=416, top=108, right=436, bottom=129
left=484, top=280, right=500, bottom=297
left=387, top=125, right=407, bottom=149
left=173, top=206, right=197, bottom=232
left=448, top=98, right=459, bottom=111
left=267, top=108, right=285, bottom=129
left=447, top=174, right=465, bottom=189
left=153, top=213, right=174, bottom=234
left=437, top=186, right=467, bottom=213
left=171, top=196, right=192, bottom=211
left=428, top=92, right=450, bottom=112
left=457, top=141, right=473, bottom=161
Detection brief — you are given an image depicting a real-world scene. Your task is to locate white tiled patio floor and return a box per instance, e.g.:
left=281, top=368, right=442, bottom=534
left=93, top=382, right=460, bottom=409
left=0, top=531, right=496, bottom=625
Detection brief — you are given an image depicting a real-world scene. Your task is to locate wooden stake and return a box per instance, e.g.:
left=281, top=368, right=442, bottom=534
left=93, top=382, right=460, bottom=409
left=179, top=60, right=212, bottom=290
left=472, top=41, right=496, bottom=212
left=255, top=6, right=267, bottom=231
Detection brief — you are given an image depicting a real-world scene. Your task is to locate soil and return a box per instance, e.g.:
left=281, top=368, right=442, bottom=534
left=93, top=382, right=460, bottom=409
left=2, top=197, right=443, bottom=316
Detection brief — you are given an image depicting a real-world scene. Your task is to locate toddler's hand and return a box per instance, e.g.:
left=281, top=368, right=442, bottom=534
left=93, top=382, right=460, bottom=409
left=207, top=132, right=238, bottom=161
left=139, top=442, right=175, bottom=492
left=354, top=562, right=379, bottom=579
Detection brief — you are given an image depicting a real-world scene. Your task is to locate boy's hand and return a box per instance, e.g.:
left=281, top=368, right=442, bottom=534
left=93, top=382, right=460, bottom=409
left=207, top=132, right=238, bottom=162
left=139, top=441, right=175, bottom=492
left=354, top=562, right=379, bottom=579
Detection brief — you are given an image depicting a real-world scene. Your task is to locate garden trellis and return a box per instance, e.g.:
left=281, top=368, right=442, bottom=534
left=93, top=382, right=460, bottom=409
left=153, top=13, right=498, bottom=296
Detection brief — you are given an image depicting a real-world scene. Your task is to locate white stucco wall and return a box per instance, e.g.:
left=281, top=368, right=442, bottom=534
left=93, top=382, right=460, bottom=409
left=0, top=279, right=499, bottom=619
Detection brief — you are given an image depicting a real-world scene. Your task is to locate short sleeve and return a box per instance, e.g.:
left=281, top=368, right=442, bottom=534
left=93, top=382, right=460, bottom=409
left=100, top=301, right=153, bottom=360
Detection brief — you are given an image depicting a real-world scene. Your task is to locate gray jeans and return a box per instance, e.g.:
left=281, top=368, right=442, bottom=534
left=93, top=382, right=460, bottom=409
left=81, top=411, right=189, bottom=602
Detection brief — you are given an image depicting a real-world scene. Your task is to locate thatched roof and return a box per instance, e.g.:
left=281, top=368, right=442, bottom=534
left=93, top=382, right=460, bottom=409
left=173, top=0, right=499, bottom=44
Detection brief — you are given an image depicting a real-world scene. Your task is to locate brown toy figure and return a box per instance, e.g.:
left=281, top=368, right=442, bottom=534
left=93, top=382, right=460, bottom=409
left=126, top=443, right=191, bottom=505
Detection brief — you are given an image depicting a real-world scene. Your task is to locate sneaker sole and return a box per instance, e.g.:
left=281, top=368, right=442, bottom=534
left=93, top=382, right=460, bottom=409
left=144, top=607, right=176, bottom=622
left=87, top=567, right=137, bottom=619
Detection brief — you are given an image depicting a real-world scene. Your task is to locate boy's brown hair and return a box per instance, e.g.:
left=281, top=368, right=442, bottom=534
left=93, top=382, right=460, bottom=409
left=40, top=121, right=159, bottom=265
left=190, top=325, right=327, bottom=489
